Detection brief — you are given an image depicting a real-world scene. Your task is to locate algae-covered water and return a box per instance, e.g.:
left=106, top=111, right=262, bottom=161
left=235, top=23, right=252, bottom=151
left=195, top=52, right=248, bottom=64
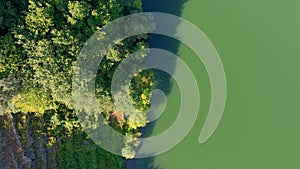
left=130, top=0, right=300, bottom=168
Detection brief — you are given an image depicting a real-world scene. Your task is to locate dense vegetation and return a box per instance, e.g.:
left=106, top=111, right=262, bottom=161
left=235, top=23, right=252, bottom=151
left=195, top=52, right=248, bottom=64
left=0, top=0, right=152, bottom=168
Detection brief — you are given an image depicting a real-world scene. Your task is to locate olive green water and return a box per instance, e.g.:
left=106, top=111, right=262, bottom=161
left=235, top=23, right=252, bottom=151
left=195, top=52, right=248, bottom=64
left=134, top=0, right=300, bottom=168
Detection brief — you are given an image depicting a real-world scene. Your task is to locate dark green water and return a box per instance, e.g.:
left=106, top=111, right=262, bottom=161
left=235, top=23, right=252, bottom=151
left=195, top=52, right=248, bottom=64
left=129, top=0, right=300, bottom=168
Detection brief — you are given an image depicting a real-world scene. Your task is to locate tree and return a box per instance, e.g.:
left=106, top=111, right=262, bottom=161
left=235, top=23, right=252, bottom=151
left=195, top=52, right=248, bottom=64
left=0, top=0, right=152, bottom=161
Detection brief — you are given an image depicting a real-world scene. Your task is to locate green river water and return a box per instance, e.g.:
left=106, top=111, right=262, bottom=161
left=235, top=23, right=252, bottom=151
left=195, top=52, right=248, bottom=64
left=129, top=0, right=300, bottom=168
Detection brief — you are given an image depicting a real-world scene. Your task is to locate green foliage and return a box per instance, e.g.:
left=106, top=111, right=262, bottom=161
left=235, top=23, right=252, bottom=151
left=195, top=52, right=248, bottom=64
left=122, top=145, right=136, bottom=159
left=0, top=33, right=23, bottom=78
left=67, top=1, right=90, bottom=23
left=25, top=0, right=54, bottom=36
left=12, top=89, right=53, bottom=115
left=56, top=133, right=124, bottom=169
left=1, top=0, right=152, bottom=162
left=0, top=0, right=27, bottom=34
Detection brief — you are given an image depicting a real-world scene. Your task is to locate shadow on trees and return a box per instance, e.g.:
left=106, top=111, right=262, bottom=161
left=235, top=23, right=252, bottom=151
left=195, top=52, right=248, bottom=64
left=126, top=0, right=188, bottom=169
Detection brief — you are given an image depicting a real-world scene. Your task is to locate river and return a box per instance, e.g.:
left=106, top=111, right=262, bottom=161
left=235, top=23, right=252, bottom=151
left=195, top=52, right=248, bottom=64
left=128, top=0, right=300, bottom=169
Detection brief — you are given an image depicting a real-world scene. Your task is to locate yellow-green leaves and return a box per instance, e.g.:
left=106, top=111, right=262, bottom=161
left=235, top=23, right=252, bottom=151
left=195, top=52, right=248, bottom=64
left=67, top=1, right=90, bottom=25
left=25, top=0, right=53, bottom=35
left=127, top=111, right=148, bottom=130
left=11, top=89, right=53, bottom=115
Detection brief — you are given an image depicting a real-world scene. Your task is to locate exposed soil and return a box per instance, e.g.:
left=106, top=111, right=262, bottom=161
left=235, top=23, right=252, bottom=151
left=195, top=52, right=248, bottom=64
left=0, top=113, right=58, bottom=169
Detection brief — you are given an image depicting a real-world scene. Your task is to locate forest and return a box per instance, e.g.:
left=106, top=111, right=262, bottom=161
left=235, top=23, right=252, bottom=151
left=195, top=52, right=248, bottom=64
left=0, top=0, right=152, bottom=168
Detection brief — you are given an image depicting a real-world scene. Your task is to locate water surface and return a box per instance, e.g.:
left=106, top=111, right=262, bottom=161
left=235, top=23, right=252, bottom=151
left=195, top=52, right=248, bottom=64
left=129, top=0, right=300, bottom=168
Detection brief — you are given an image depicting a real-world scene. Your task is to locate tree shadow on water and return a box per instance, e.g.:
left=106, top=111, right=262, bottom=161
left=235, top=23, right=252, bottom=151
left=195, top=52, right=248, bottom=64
left=126, top=0, right=188, bottom=169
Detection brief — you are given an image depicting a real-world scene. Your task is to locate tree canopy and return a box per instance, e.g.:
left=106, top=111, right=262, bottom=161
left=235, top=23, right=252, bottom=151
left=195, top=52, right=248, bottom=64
left=0, top=0, right=152, bottom=163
